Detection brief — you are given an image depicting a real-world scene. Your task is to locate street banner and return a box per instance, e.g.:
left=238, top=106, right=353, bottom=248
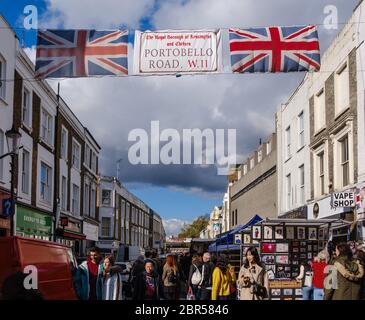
left=229, top=25, right=321, bottom=73
left=133, top=29, right=222, bottom=75
left=35, top=29, right=128, bottom=78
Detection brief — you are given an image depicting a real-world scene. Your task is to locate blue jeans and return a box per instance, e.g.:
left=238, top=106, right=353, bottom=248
left=302, top=286, right=313, bottom=300
left=313, top=287, right=324, bottom=300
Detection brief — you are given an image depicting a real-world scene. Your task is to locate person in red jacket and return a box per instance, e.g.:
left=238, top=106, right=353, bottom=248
left=312, top=251, right=328, bottom=300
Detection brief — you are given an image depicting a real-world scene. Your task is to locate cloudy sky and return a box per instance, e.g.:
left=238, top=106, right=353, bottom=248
left=0, top=0, right=359, bottom=235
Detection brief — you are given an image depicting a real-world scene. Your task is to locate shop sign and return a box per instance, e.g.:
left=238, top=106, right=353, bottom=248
left=0, top=218, right=10, bottom=229
left=83, top=222, right=99, bottom=241
left=16, top=206, right=52, bottom=235
left=332, top=192, right=355, bottom=208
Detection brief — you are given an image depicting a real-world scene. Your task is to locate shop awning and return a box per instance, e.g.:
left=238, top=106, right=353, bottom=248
left=208, top=243, right=241, bottom=252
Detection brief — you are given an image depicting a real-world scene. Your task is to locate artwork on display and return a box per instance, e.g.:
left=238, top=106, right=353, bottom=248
left=308, top=228, right=317, bottom=240
left=266, top=264, right=276, bottom=274
left=276, top=243, right=289, bottom=253
left=267, top=269, right=276, bottom=280
left=300, top=253, right=307, bottom=259
left=261, top=243, right=276, bottom=253
left=275, top=226, right=284, bottom=239
left=313, top=245, right=318, bottom=251
left=297, top=227, right=306, bottom=240
left=292, top=260, right=299, bottom=265
left=286, top=227, right=295, bottom=240
left=262, top=255, right=275, bottom=264
left=283, top=289, right=293, bottom=296
left=300, top=241, right=307, bottom=246
left=307, top=245, right=312, bottom=251
left=295, top=289, right=303, bottom=296
left=292, top=241, right=299, bottom=247
left=292, top=254, right=299, bottom=260
left=271, top=289, right=281, bottom=296
left=292, top=247, right=299, bottom=253
left=264, top=226, right=273, bottom=240
left=318, top=229, right=324, bottom=240
left=252, top=226, right=262, bottom=239
left=307, top=253, right=312, bottom=259
left=276, top=255, right=290, bottom=264
left=284, top=266, right=291, bottom=272
left=243, top=234, right=251, bottom=244
left=300, top=247, right=306, bottom=253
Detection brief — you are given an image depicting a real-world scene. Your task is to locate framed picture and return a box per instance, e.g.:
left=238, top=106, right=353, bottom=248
left=318, top=229, right=324, bottom=240
left=261, top=243, right=276, bottom=253
left=313, top=245, right=318, bottom=251
left=293, top=254, right=299, bottom=260
left=263, top=226, right=273, bottom=240
left=271, top=289, right=281, bottom=296
left=307, top=252, right=312, bottom=259
left=295, top=289, right=303, bottom=296
left=243, top=234, right=251, bottom=244
left=252, top=226, right=262, bottom=239
left=297, top=227, right=306, bottom=240
left=292, top=260, right=299, bottom=265
left=262, top=255, right=275, bottom=264
left=267, top=269, right=275, bottom=280
left=300, top=253, right=306, bottom=259
left=292, top=241, right=299, bottom=247
left=284, top=266, right=291, bottom=272
left=292, top=247, right=299, bottom=253
left=276, top=255, right=289, bottom=264
left=276, top=243, right=289, bottom=253
left=300, top=247, right=307, bottom=253
left=300, top=241, right=307, bottom=246
left=308, top=228, right=317, bottom=240
left=266, top=264, right=276, bottom=273
left=286, top=226, right=295, bottom=240
left=283, top=289, right=293, bottom=295
left=274, top=226, right=284, bottom=239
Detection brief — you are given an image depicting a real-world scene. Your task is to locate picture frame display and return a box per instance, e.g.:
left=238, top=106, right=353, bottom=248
left=252, top=226, right=262, bottom=239
left=276, top=255, right=290, bottom=264
left=308, top=228, right=317, bottom=240
left=276, top=243, right=289, bottom=253
left=263, top=226, right=273, bottom=240
left=274, top=226, right=284, bottom=239
left=261, top=243, right=276, bottom=253
left=271, top=289, right=281, bottom=296
left=243, top=234, right=251, bottom=244
left=297, top=227, right=306, bottom=240
left=286, top=226, right=295, bottom=240
left=262, top=255, right=275, bottom=264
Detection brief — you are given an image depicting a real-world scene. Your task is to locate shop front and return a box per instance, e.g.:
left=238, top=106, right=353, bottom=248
left=56, top=215, right=86, bottom=256
left=82, top=221, right=99, bottom=256
left=0, top=189, right=11, bottom=236
left=16, top=205, right=53, bottom=241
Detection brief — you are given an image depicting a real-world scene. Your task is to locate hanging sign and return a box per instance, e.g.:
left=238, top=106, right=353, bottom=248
left=134, top=29, right=222, bottom=75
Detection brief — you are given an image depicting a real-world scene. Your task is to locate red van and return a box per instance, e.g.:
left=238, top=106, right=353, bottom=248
left=0, top=236, right=78, bottom=300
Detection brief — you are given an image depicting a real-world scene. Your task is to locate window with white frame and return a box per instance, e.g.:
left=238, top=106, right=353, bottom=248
left=91, top=152, right=97, bottom=172
left=72, top=140, right=81, bottom=170
left=0, top=56, right=6, bottom=100
left=102, top=189, right=111, bottom=206
left=40, top=162, right=52, bottom=203
left=257, top=150, right=263, bottom=163
left=299, top=165, right=305, bottom=204
left=84, top=183, right=90, bottom=216
left=21, top=149, right=30, bottom=194
left=61, top=176, right=67, bottom=211
left=40, top=108, right=53, bottom=145
left=298, top=111, right=304, bottom=149
left=318, top=151, right=325, bottom=196
left=286, top=174, right=292, bottom=210
left=101, top=217, right=111, bottom=237
left=61, top=128, right=68, bottom=160
left=0, top=130, right=4, bottom=181
left=335, top=63, right=350, bottom=116
left=237, top=166, right=242, bottom=180
left=72, top=184, right=80, bottom=215
left=250, top=158, right=254, bottom=169
left=90, top=188, right=96, bottom=218
left=243, top=164, right=247, bottom=175
left=340, top=135, right=350, bottom=187
left=85, top=144, right=91, bottom=167
left=286, top=126, right=291, bottom=159
left=267, top=141, right=272, bottom=155
left=314, top=89, right=326, bottom=132
left=22, top=87, right=32, bottom=128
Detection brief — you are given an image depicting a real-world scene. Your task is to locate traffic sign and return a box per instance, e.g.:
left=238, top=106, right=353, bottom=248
left=2, top=198, right=14, bottom=218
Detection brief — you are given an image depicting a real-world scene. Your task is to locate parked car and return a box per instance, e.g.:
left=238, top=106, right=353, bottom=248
left=0, top=236, right=78, bottom=300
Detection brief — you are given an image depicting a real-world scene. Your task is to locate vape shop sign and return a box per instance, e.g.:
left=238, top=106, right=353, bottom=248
left=134, top=30, right=222, bottom=74
left=332, top=192, right=355, bottom=208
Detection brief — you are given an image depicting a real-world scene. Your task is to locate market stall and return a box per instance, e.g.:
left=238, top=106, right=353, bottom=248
left=239, top=218, right=352, bottom=300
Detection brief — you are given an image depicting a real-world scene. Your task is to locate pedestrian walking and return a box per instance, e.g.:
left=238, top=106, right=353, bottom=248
left=199, top=252, right=214, bottom=300
left=129, top=255, right=145, bottom=296
left=238, top=247, right=269, bottom=300
left=211, top=254, right=232, bottom=300
left=74, top=247, right=104, bottom=300
left=324, top=243, right=364, bottom=300
left=100, top=255, right=123, bottom=300
left=187, top=255, right=202, bottom=300
left=355, top=249, right=365, bottom=299
left=296, top=260, right=314, bottom=300
left=132, top=259, right=164, bottom=300
left=162, top=254, right=179, bottom=300
left=228, top=264, right=237, bottom=300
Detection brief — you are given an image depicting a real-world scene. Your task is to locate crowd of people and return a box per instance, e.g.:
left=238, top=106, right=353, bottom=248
left=71, top=241, right=365, bottom=301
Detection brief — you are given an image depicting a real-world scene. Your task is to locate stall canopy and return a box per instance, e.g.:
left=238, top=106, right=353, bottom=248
left=208, top=214, right=263, bottom=252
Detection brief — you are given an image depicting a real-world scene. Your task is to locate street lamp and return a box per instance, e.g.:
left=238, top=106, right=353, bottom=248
left=0, top=125, right=22, bottom=236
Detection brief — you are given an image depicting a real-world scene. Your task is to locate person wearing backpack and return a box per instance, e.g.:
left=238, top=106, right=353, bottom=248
left=162, top=254, right=179, bottom=300
left=187, top=255, right=203, bottom=300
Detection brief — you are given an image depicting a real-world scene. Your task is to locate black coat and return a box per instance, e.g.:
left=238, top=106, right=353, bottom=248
left=132, top=271, right=164, bottom=300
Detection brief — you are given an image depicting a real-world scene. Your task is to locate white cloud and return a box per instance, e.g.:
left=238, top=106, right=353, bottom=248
left=163, top=218, right=190, bottom=236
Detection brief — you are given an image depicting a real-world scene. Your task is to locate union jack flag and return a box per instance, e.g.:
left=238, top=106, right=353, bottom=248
left=35, top=29, right=128, bottom=78
left=229, top=26, right=320, bottom=73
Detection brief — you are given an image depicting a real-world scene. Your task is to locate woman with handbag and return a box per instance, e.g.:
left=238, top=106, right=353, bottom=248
left=162, top=254, right=179, bottom=300
left=238, top=247, right=269, bottom=300
left=187, top=255, right=202, bottom=300
left=296, top=260, right=313, bottom=300
left=211, top=254, right=232, bottom=300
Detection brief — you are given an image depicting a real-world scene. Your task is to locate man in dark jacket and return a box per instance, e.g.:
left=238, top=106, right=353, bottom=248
left=132, top=259, right=164, bottom=300
left=199, top=252, right=214, bottom=300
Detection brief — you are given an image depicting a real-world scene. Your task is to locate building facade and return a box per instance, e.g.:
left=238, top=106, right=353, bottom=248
left=229, top=134, right=278, bottom=227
